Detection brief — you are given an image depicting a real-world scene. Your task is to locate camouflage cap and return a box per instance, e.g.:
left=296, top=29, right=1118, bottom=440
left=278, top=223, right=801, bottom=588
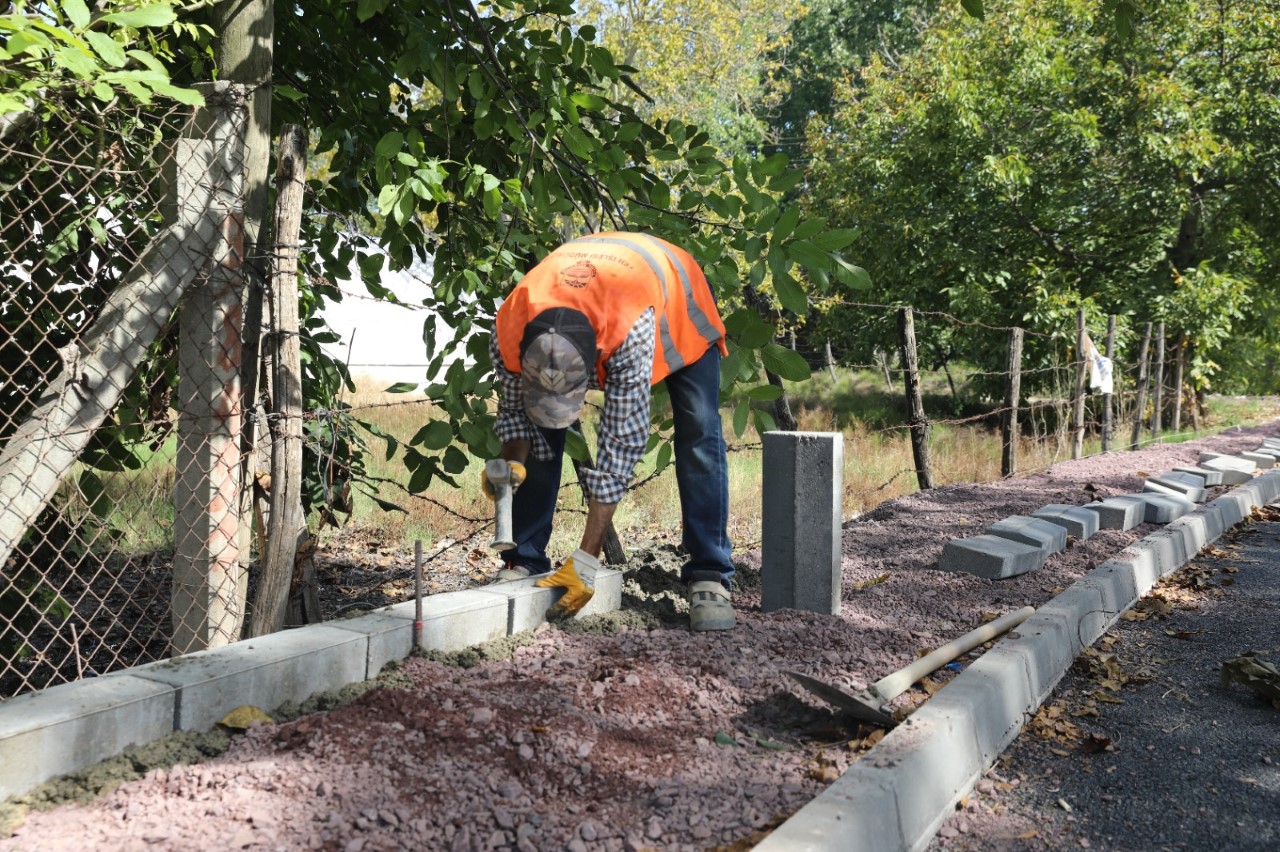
left=519, top=307, right=597, bottom=430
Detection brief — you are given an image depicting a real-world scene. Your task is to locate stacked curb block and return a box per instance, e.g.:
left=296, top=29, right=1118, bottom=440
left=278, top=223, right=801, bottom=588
left=756, top=467, right=1280, bottom=852
left=0, top=570, right=624, bottom=799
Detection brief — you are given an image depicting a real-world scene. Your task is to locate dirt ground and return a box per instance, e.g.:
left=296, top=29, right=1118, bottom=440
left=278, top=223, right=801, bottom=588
left=3, top=424, right=1277, bottom=851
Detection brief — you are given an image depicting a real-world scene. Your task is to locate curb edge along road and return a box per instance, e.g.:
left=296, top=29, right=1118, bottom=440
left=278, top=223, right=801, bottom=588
left=755, top=469, right=1280, bottom=852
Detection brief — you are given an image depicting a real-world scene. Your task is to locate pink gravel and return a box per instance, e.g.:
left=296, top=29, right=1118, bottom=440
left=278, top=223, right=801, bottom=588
left=2, top=424, right=1276, bottom=851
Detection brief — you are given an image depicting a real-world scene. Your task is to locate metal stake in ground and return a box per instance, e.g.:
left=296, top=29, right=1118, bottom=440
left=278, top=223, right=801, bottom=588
left=413, top=540, right=424, bottom=650
left=788, top=606, right=1034, bottom=728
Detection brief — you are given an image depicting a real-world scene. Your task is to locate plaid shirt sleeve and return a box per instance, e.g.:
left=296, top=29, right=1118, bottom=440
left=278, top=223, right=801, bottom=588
left=583, top=308, right=655, bottom=504
left=490, top=333, right=554, bottom=461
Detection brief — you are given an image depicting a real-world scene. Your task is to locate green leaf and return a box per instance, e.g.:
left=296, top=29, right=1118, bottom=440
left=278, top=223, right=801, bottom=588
left=732, top=400, right=750, bottom=438
left=383, top=381, right=419, bottom=394
left=62, top=0, right=92, bottom=29
left=772, top=270, right=808, bottom=317
left=364, top=492, right=408, bottom=515
left=812, top=229, right=858, bottom=251
left=375, top=131, right=404, bottom=160
left=442, top=445, right=469, bottom=474
left=747, top=731, right=790, bottom=750
left=786, top=240, right=832, bottom=271
left=564, top=429, right=590, bottom=463
left=714, top=730, right=742, bottom=747
left=654, top=441, right=673, bottom=473
left=102, top=5, right=177, bottom=28
left=570, top=92, right=607, bottom=111
left=761, top=343, right=810, bottom=382
left=55, top=45, right=98, bottom=79
left=752, top=408, right=777, bottom=435
left=84, top=32, right=127, bottom=68
left=833, top=256, right=872, bottom=290
left=960, top=0, right=985, bottom=19
left=150, top=82, right=204, bottom=105
left=747, top=384, right=783, bottom=402
left=773, top=207, right=801, bottom=242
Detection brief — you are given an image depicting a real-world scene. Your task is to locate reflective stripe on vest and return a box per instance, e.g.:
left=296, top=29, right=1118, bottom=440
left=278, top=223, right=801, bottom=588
left=630, top=234, right=723, bottom=348
left=570, top=234, right=686, bottom=372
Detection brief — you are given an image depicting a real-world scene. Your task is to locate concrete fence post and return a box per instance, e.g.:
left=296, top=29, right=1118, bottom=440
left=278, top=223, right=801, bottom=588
left=761, top=432, right=844, bottom=615
left=171, top=83, right=250, bottom=654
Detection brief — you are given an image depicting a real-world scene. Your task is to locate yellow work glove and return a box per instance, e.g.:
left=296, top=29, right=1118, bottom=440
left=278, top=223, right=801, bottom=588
left=536, top=549, right=599, bottom=619
left=481, top=460, right=526, bottom=500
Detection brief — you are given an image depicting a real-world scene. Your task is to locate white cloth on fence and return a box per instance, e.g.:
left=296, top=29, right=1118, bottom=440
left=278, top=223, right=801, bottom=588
left=1090, top=355, right=1113, bottom=394
left=1081, top=330, right=1113, bottom=394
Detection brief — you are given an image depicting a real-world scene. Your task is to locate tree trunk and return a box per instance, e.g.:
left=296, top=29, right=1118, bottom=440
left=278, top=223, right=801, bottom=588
left=1071, top=309, right=1086, bottom=460
left=250, top=126, right=310, bottom=638
left=1001, top=328, right=1023, bottom=477
left=898, top=307, right=934, bottom=490
left=1129, top=323, right=1152, bottom=451
left=1152, top=321, right=1165, bottom=437
left=1172, top=334, right=1185, bottom=433
left=214, top=0, right=277, bottom=604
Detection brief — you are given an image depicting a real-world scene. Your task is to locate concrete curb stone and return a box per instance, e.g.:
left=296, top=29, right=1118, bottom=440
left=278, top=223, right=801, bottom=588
left=0, top=568, right=626, bottom=798
left=758, top=468, right=1280, bottom=851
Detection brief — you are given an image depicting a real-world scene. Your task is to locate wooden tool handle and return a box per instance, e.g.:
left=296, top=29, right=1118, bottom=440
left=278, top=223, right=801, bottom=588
left=871, top=605, right=1034, bottom=702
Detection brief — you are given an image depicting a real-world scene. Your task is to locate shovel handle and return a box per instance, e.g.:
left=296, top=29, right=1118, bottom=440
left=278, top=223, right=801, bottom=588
left=871, top=605, right=1034, bottom=703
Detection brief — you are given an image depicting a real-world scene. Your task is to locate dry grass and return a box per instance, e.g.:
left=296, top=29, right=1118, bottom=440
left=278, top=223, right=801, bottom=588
left=330, top=373, right=1280, bottom=559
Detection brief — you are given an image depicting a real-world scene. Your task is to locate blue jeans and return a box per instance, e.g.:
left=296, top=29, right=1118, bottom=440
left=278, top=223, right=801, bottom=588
left=502, top=345, right=734, bottom=584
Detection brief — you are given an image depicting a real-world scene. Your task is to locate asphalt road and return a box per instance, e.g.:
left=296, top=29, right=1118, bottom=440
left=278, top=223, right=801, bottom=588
left=931, top=511, right=1280, bottom=851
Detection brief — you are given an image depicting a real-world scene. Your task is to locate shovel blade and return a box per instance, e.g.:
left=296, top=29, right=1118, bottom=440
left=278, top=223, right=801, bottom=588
left=786, top=671, right=899, bottom=729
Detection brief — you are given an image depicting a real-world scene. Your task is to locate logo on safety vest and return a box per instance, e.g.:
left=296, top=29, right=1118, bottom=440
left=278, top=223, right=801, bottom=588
left=557, top=260, right=597, bottom=290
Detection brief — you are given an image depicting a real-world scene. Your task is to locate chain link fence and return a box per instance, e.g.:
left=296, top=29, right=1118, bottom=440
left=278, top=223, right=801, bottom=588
left=1, top=83, right=248, bottom=699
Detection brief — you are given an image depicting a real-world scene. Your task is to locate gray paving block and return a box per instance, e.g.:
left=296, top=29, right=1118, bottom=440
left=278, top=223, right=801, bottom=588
left=1004, top=609, right=1078, bottom=698
left=1099, top=549, right=1162, bottom=599
left=327, top=611, right=413, bottom=678
left=1255, top=471, right=1280, bottom=503
left=1087, top=560, right=1141, bottom=611
left=1034, top=584, right=1108, bottom=662
left=1150, top=471, right=1209, bottom=499
left=1143, top=476, right=1206, bottom=503
left=1199, top=451, right=1256, bottom=469
left=1239, top=451, right=1275, bottom=469
left=1198, top=455, right=1256, bottom=483
left=476, top=578, right=559, bottom=634
left=1084, top=496, right=1146, bottom=530
left=384, top=589, right=509, bottom=653
left=579, top=568, right=625, bottom=618
left=1181, top=505, right=1227, bottom=544
left=0, top=675, right=176, bottom=799
left=1125, top=529, right=1191, bottom=580
left=938, top=535, right=1047, bottom=579
left=127, top=625, right=368, bottom=731
left=1261, top=437, right=1280, bottom=451
left=986, top=515, right=1067, bottom=553
left=1165, top=512, right=1215, bottom=555
left=1208, top=492, right=1249, bottom=527
left=857, top=708, right=986, bottom=850
left=1031, top=504, right=1100, bottom=540
left=1174, top=466, right=1223, bottom=486
left=925, top=655, right=1031, bottom=764
left=754, top=762, right=903, bottom=852
left=1124, top=491, right=1193, bottom=523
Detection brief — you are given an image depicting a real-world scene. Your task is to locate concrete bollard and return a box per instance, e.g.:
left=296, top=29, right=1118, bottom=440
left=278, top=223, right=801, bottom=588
left=761, top=432, right=844, bottom=615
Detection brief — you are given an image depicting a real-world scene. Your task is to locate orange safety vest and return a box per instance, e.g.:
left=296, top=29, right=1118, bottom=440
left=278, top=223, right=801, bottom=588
left=496, top=232, right=728, bottom=387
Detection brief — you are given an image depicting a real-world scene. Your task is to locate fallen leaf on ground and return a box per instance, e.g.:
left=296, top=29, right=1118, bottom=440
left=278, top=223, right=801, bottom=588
left=1220, top=654, right=1280, bottom=703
